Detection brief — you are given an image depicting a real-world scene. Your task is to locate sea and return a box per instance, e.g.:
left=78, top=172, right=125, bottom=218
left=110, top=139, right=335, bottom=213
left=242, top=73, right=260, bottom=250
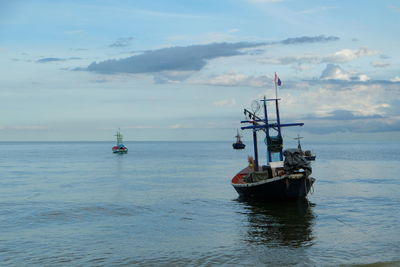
left=0, top=141, right=399, bottom=267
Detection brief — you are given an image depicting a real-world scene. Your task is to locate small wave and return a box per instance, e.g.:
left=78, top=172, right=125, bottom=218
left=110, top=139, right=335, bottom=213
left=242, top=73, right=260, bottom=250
left=347, top=178, right=400, bottom=185
left=18, top=202, right=152, bottom=226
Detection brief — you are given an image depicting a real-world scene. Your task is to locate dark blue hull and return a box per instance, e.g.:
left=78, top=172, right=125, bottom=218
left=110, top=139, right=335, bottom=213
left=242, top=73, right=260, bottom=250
left=232, top=143, right=246, bottom=149
left=305, top=155, right=316, bottom=161
left=233, top=176, right=315, bottom=200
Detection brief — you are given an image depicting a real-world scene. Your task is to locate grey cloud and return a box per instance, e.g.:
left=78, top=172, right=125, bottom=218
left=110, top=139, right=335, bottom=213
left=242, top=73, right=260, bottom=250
left=153, top=71, right=196, bottom=84
left=262, top=47, right=378, bottom=68
left=86, top=42, right=265, bottom=74
left=279, top=35, right=339, bottom=45
left=371, top=61, right=390, bottom=68
left=37, top=57, right=66, bottom=63
left=192, top=73, right=271, bottom=88
left=84, top=35, right=339, bottom=75
left=70, top=48, right=88, bottom=51
left=262, top=55, right=320, bottom=65
left=36, top=57, right=82, bottom=63
left=304, top=117, right=400, bottom=134
left=109, top=37, right=134, bottom=48
left=306, top=110, right=382, bottom=121
left=306, top=78, right=400, bottom=86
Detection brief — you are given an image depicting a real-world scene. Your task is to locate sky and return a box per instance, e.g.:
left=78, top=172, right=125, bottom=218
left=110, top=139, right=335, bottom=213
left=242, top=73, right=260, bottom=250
left=0, top=0, right=399, bottom=141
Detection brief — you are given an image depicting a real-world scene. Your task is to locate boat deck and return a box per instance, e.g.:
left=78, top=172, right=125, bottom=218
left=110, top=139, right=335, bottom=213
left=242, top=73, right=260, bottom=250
left=231, top=166, right=286, bottom=185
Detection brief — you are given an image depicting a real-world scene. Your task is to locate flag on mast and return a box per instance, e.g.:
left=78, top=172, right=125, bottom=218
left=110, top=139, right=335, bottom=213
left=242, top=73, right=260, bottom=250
left=274, top=72, right=282, bottom=86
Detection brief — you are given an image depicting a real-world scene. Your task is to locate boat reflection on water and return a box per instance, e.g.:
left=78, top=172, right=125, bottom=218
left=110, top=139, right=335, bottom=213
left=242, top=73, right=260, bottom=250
left=238, top=199, right=315, bottom=248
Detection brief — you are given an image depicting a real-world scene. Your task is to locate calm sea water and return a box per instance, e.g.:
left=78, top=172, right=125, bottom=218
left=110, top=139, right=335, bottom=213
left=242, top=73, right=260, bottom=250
left=0, top=141, right=399, bottom=266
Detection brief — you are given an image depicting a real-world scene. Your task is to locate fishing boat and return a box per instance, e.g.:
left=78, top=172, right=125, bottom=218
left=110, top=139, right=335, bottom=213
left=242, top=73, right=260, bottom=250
left=112, top=129, right=128, bottom=154
left=232, top=129, right=246, bottom=149
left=231, top=89, right=315, bottom=200
left=294, top=135, right=316, bottom=161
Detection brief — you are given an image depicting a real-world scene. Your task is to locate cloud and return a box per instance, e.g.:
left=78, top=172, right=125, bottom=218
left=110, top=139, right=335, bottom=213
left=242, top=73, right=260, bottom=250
left=325, top=47, right=378, bottom=62
left=153, top=71, right=196, bottom=84
left=320, top=64, right=370, bottom=81
left=303, top=117, right=400, bottom=134
left=307, top=109, right=382, bottom=121
left=298, top=6, right=335, bottom=14
left=280, top=81, right=394, bottom=119
left=320, top=64, right=350, bottom=80
left=36, top=57, right=66, bottom=63
left=213, top=98, right=236, bottom=107
left=371, top=61, right=390, bottom=68
left=86, top=42, right=265, bottom=74
left=274, top=80, right=400, bottom=134
left=388, top=5, right=400, bottom=12
left=109, top=37, right=134, bottom=48
left=260, top=47, right=379, bottom=67
left=70, top=48, right=88, bottom=51
left=83, top=36, right=340, bottom=76
left=36, top=57, right=82, bottom=63
left=278, top=35, right=339, bottom=45
left=193, top=73, right=271, bottom=88
left=390, top=76, right=400, bottom=82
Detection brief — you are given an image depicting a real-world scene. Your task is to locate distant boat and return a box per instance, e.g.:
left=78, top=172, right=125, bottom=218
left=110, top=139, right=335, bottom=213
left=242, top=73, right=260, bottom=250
left=231, top=93, right=315, bottom=200
left=232, top=129, right=246, bottom=149
left=112, top=129, right=128, bottom=154
left=294, top=135, right=316, bottom=161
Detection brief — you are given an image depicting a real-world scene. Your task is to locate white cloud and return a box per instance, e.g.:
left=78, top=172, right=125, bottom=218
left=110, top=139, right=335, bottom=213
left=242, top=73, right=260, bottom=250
left=326, top=47, right=379, bottom=62
left=388, top=5, right=400, bottom=12
left=371, top=61, right=390, bottom=68
left=213, top=98, right=236, bottom=107
left=193, top=73, right=271, bottom=88
left=320, top=64, right=350, bottom=80
left=390, top=76, right=400, bottom=82
left=320, top=64, right=370, bottom=82
left=298, top=6, right=335, bottom=14
left=280, top=83, right=391, bottom=120
left=358, top=74, right=370, bottom=82
left=260, top=47, right=380, bottom=67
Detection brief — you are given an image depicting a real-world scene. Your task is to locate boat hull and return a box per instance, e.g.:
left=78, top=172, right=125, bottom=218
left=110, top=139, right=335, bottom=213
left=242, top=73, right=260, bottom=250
left=232, top=143, right=246, bottom=149
left=232, top=175, right=315, bottom=200
left=304, top=155, right=316, bottom=161
left=112, top=149, right=128, bottom=154
left=112, top=146, right=128, bottom=154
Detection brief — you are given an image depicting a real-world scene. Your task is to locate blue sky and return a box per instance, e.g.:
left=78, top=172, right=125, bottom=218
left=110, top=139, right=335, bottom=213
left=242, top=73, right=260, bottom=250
left=0, top=0, right=399, bottom=141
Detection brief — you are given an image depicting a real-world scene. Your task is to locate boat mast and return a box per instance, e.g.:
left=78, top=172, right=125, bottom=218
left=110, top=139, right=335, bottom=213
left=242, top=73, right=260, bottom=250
left=116, top=128, right=123, bottom=146
left=239, top=74, right=304, bottom=166
left=241, top=102, right=304, bottom=165
left=275, top=101, right=283, bottom=160
left=294, top=134, right=303, bottom=150
left=235, top=129, right=241, bottom=142
left=273, top=75, right=283, bottom=161
left=252, top=125, right=259, bottom=171
left=262, top=96, right=272, bottom=162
